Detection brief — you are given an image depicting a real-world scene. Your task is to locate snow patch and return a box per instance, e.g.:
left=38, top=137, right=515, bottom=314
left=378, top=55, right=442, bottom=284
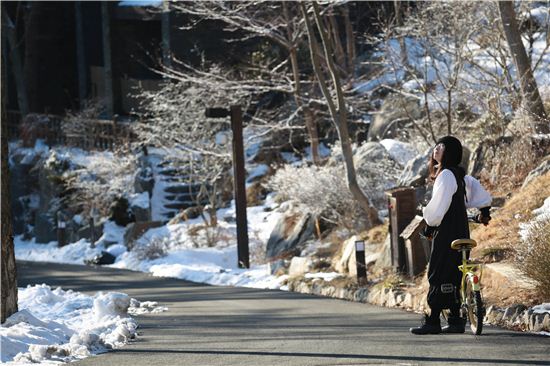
left=0, top=285, right=143, bottom=364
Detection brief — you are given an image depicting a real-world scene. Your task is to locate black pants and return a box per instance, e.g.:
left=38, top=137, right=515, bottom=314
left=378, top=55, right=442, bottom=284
left=430, top=303, right=461, bottom=321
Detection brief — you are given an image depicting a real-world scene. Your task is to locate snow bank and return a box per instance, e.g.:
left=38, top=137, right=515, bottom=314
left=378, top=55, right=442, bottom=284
left=0, top=285, right=141, bottom=365
left=14, top=237, right=104, bottom=265
left=113, top=195, right=287, bottom=289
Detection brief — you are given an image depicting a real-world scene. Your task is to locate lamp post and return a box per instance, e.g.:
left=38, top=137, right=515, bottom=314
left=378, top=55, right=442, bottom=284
left=205, top=105, right=250, bottom=269
left=355, top=240, right=367, bottom=285
left=57, top=211, right=67, bottom=247
left=90, top=206, right=99, bottom=248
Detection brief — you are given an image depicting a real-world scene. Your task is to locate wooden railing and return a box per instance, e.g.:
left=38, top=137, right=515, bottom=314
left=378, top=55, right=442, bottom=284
left=7, top=110, right=133, bottom=151
left=65, top=119, right=132, bottom=150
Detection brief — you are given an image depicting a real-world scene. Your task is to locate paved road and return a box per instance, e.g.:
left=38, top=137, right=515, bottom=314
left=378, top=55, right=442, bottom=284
left=17, top=261, right=550, bottom=366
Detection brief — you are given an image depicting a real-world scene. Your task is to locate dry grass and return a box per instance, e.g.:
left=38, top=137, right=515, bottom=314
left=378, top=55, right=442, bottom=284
left=515, top=216, right=550, bottom=300
left=472, top=171, right=550, bottom=258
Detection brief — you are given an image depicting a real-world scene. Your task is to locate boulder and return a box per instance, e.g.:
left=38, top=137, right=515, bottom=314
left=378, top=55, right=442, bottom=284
left=34, top=213, right=57, bottom=243
left=522, top=157, right=550, bottom=188
left=134, top=167, right=154, bottom=196
left=367, top=94, right=422, bottom=141
left=268, top=259, right=289, bottom=276
left=85, top=251, right=116, bottom=266
left=123, top=221, right=164, bottom=250
left=130, top=192, right=151, bottom=222
left=77, top=221, right=105, bottom=242
left=398, top=149, right=431, bottom=187
left=110, top=197, right=135, bottom=226
left=288, top=257, right=313, bottom=277
left=265, top=207, right=315, bottom=260
left=380, top=139, right=419, bottom=167
left=333, top=235, right=381, bottom=277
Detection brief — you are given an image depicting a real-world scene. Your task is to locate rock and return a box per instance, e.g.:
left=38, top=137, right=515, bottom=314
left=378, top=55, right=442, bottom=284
left=123, top=221, right=164, bottom=250
left=542, top=314, right=550, bottom=331
left=34, top=213, right=57, bottom=243
left=398, top=149, right=431, bottom=187
left=130, top=192, right=151, bottom=222
left=380, top=139, right=419, bottom=167
left=502, top=304, right=528, bottom=322
left=169, top=206, right=203, bottom=224
left=333, top=235, right=380, bottom=276
left=265, top=208, right=315, bottom=260
left=288, top=257, right=313, bottom=277
left=368, top=94, right=422, bottom=141
left=85, top=251, right=116, bottom=265
left=522, top=157, right=550, bottom=188
left=268, top=259, right=288, bottom=276
left=373, top=234, right=392, bottom=271
left=134, top=167, right=154, bottom=196
left=77, top=221, right=105, bottom=242
left=110, top=197, right=135, bottom=227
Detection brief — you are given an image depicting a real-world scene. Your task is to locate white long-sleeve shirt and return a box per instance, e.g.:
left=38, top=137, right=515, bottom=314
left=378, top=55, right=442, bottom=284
left=422, top=169, right=492, bottom=227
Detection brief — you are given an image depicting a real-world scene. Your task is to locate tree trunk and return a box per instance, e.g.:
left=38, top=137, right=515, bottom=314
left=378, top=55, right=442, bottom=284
left=283, top=2, right=321, bottom=165
left=1, top=52, right=18, bottom=323
left=342, top=6, right=356, bottom=76
left=393, top=1, right=408, bottom=67
left=2, top=6, right=29, bottom=116
left=301, top=2, right=381, bottom=227
left=161, top=0, right=171, bottom=68
left=499, top=1, right=548, bottom=132
left=101, top=2, right=114, bottom=118
left=75, top=2, right=87, bottom=109
left=328, top=14, right=346, bottom=76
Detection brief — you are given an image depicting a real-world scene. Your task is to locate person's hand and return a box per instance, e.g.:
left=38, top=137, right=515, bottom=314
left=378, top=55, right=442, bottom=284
left=477, top=207, right=491, bottom=226
left=477, top=214, right=491, bottom=226
left=421, top=225, right=437, bottom=240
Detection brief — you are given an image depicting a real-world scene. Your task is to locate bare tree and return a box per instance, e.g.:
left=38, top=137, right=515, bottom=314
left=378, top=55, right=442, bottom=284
left=171, top=1, right=323, bottom=164
left=499, top=1, right=548, bottom=132
left=301, top=2, right=380, bottom=227
left=1, top=50, right=18, bottom=322
left=2, top=5, right=28, bottom=116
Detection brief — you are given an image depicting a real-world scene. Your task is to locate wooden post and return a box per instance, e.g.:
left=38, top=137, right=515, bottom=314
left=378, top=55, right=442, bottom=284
left=385, top=187, right=416, bottom=273
left=230, top=105, right=250, bottom=269
left=205, top=106, right=250, bottom=269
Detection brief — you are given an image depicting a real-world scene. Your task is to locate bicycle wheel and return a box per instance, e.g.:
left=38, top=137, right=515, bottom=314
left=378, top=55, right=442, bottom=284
left=466, top=280, right=484, bottom=335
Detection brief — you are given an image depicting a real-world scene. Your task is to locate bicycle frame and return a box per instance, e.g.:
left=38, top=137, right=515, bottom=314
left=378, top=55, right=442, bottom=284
left=457, top=250, right=482, bottom=303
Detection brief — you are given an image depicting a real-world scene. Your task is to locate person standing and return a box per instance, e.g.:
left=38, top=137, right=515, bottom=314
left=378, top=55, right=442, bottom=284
left=411, top=136, right=492, bottom=335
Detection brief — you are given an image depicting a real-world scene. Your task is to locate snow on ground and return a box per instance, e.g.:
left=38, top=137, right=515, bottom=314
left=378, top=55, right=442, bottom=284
left=0, top=284, right=165, bottom=365
left=15, top=194, right=288, bottom=291
left=112, top=194, right=287, bottom=289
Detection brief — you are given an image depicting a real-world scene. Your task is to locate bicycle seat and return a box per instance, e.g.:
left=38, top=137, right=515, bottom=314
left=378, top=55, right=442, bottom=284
left=451, top=239, right=477, bottom=251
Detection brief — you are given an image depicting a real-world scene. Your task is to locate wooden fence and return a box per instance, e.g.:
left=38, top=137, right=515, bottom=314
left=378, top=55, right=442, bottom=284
left=6, top=110, right=132, bottom=151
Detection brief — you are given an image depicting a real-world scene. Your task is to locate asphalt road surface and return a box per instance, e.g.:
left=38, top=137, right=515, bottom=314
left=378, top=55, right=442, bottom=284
left=17, top=261, right=550, bottom=366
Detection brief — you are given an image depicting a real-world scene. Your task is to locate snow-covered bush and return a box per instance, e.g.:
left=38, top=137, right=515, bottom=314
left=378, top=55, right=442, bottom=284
left=269, top=143, right=401, bottom=229
left=64, top=149, right=137, bottom=217
left=516, top=200, right=550, bottom=299
left=62, top=99, right=105, bottom=140
left=371, top=1, right=549, bottom=142
left=133, top=236, right=169, bottom=261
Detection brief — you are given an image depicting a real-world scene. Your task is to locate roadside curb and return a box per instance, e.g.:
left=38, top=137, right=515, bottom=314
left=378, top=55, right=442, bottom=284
left=285, top=277, right=550, bottom=333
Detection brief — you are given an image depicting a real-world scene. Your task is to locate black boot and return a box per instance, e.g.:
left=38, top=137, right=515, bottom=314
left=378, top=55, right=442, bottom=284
left=410, top=314, right=441, bottom=335
left=442, top=316, right=466, bottom=334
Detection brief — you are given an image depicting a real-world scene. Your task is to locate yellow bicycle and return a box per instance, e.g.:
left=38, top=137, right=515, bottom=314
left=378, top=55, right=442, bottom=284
left=450, top=238, right=485, bottom=335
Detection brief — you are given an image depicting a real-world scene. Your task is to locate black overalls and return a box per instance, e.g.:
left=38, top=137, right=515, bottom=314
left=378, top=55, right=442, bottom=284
left=427, top=167, right=469, bottom=310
